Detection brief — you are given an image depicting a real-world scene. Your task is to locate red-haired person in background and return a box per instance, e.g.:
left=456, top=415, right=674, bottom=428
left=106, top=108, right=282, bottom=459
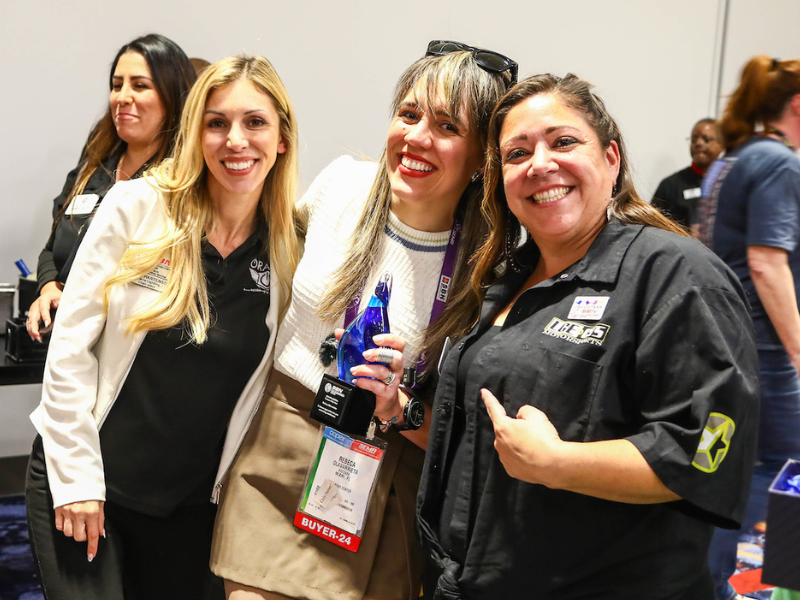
left=698, top=55, right=800, bottom=600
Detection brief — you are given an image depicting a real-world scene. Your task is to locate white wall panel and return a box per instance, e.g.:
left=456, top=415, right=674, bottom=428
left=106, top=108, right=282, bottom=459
left=1, top=0, right=726, bottom=282
left=0, top=0, right=794, bottom=452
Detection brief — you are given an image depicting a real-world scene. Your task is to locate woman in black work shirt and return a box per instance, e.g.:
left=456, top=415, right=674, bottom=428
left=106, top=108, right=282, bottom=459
left=27, top=34, right=194, bottom=341
left=417, top=74, right=760, bottom=600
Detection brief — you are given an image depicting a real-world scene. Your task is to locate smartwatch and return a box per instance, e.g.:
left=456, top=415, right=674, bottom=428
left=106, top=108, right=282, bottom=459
left=393, top=388, right=424, bottom=431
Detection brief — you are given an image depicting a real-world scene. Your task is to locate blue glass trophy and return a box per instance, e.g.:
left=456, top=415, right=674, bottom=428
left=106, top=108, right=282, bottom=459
left=337, top=273, right=392, bottom=384
left=311, top=273, right=393, bottom=436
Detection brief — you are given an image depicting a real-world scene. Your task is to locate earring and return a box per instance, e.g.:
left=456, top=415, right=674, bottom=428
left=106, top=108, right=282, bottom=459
left=612, top=183, right=619, bottom=197
left=471, top=170, right=482, bottom=183
left=505, top=210, right=523, bottom=273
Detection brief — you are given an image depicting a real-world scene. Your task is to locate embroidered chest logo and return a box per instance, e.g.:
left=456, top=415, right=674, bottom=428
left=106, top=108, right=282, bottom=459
left=692, top=412, right=735, bottom=473
left=543, top=317, right=609, bottom=346
left=246, top=258, right=270, bottom=293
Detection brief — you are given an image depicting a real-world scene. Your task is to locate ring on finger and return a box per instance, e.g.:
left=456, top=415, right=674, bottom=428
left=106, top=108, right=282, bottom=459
left=375, top=347, right=395, bottom=364
left=382, top=372, right=396, bottom=386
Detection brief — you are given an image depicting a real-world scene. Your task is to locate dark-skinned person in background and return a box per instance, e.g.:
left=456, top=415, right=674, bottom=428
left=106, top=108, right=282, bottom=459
left=652, top=118, right=723, bottom=229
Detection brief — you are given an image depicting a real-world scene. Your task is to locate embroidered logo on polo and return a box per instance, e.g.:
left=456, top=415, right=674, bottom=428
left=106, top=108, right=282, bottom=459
left=245, top=258, right=270, bottom=293
left=543, top=317, right=609, bottom=346
left=692, top=412, right=735, bottom=473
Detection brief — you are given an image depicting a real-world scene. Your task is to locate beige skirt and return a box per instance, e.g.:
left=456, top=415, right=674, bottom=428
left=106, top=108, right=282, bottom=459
left=211, top=369, right=425, bottom=600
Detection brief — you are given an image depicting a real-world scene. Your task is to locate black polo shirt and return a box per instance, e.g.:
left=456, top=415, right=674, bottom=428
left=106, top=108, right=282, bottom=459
left=100, top=230, right=270, bottom=517
left=652, top=165, right=704, bottom=229
left=37, top=150, right=151, bottom=292
left=418, top=219, right=760, bottom=600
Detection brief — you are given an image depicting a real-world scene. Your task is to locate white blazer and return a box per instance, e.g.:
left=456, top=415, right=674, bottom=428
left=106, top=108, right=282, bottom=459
left=31, top=177, right=280, bottom=509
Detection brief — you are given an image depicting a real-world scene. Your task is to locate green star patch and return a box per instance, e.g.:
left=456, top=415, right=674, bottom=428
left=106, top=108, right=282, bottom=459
left=692, top=412, right=735, bottom=473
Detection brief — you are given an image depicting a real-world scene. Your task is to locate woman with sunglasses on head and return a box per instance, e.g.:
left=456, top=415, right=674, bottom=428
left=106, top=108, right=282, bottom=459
left=416, top=74, right=760, bottom=600
left=27, top=34, right=195, bottom=342
left=211, top=41, right=516, bottom=600
left=26, top=55, right=299, bottom=600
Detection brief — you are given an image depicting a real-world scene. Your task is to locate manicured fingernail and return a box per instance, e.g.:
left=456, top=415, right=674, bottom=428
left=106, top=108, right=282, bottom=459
left=373, top=334, right=385, bottom=344
left=102, top=529, right=106, bottom=538
left=88, top=553, right=94, bottom=563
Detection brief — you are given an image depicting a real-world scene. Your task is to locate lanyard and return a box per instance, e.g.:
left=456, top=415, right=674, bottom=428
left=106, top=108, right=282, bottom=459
left=344, top=215, right=462, bottom=379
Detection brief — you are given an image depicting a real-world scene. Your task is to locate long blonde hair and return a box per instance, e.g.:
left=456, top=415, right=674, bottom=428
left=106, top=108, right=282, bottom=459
left=317, top=51, right=511, bottom=376
left=104, top=55, right=300, bottom=343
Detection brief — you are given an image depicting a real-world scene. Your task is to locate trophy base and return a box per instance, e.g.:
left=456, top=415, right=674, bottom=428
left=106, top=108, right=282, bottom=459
left=311, top=374, right=376, bottom=436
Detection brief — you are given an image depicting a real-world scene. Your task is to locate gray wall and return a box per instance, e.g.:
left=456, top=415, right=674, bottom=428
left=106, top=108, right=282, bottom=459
left=1, top=0, right=798, bottom=455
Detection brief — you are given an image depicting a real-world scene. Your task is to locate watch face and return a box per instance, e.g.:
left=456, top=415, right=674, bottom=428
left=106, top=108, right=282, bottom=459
left=407, top=400, right=425, bottom=428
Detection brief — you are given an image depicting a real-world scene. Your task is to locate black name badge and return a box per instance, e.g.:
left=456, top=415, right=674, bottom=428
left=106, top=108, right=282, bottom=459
left=311, top=374, right=376, bottom=436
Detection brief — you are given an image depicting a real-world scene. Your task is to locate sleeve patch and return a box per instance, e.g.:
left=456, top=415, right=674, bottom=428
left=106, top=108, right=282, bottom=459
left=692, top=412, right=736, bottom=473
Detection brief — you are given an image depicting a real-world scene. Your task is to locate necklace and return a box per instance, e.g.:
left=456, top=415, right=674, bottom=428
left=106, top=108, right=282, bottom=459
left=115, top=152, right=128, bottom=182
left=765, top=127, right=796, bottom=151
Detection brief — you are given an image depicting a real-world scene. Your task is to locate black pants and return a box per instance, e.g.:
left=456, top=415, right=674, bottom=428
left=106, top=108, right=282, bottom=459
left=26, top=436, right=224, bottom=600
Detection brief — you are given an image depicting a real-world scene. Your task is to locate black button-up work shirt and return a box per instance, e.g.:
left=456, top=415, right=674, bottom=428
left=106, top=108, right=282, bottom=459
left=418, top=219, right=760, bottom=600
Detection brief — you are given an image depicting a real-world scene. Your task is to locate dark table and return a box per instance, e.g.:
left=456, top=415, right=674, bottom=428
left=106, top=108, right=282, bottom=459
left=1, top=353, right=45, bottom=386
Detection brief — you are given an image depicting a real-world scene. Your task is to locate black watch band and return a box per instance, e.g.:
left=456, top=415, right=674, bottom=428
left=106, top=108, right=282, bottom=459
left=393, top=387, right=424, bottom=431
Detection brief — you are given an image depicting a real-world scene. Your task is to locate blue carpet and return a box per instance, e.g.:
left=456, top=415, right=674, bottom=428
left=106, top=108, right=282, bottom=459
left=0, top=493, right=781, bottom=599
left=0, top=496, right=42, bottom=600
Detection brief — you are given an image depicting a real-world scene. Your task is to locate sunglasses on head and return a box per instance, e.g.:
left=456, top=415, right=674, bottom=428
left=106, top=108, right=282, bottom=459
left=426, top=40, right=518, bottom=86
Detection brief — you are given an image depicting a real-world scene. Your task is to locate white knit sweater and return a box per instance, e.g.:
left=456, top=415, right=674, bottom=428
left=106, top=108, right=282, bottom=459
left=275, top=156, right=450, bottom=392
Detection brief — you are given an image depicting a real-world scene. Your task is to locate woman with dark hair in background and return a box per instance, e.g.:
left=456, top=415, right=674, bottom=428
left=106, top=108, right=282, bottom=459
left=417, top=73, right=759, bottom=600
left=27, top=33, right=195, bottom=341
left=700, top=56, right=800, bottom=600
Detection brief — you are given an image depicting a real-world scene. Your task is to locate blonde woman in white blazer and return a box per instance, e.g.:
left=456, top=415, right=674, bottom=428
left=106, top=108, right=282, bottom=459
left=25, top=55, right=300, bottom=600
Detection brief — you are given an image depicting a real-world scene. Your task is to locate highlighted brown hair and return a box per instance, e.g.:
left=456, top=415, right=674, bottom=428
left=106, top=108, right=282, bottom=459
left=473, top=73, right=688, bottom=294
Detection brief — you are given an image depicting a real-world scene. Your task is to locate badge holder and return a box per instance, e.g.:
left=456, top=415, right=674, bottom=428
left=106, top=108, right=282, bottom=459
left=294, top=425, right=387, bottom=552
left=133, top=258, right=171, bottom=293
left=300, top=273, right=393, bottom=551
